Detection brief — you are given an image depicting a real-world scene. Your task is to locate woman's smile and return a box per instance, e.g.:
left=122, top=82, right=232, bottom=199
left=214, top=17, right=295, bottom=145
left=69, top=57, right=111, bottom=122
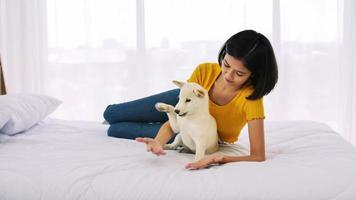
left=224, top=76, right=234, bottom=84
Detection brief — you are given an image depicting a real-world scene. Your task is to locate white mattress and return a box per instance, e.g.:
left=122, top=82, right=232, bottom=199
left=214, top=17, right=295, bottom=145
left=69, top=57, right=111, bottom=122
left=1, top=119, right=356, bottom=200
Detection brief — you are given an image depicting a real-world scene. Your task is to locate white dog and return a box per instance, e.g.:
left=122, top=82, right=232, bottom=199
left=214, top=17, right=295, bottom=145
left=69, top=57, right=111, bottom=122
left=155, top=80, right=219, bottom=161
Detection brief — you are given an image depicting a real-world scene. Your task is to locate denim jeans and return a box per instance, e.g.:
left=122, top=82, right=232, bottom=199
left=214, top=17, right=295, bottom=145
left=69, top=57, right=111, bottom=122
left=103, top=89, right=180, bottom=141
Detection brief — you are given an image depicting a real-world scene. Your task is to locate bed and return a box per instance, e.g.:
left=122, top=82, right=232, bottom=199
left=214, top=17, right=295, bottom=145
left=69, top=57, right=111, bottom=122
left=1, top=117, right=356, bottom=200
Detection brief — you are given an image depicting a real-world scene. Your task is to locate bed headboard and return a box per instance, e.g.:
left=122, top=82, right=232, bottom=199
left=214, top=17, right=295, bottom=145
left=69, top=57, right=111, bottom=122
left=0, top=56, right=6, bottom=95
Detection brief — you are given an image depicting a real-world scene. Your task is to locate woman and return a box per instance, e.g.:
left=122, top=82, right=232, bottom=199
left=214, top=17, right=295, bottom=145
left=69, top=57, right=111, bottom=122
left=104, top=30, right=278, bottom=170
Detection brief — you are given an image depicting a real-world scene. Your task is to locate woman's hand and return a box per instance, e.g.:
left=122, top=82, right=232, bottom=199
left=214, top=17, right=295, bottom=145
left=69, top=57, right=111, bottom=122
left=135, top=137, right=166, bottom=156
left=185, top=154, right=225, bottom=170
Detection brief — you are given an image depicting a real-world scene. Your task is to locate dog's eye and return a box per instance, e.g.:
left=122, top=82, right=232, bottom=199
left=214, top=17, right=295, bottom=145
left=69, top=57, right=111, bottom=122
left=185, top=98, right=191, bottom=103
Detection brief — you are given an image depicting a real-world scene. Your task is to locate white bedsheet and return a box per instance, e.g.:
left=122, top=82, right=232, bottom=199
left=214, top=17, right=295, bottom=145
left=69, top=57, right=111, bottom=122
left=0, top=119, right=356, bottom=200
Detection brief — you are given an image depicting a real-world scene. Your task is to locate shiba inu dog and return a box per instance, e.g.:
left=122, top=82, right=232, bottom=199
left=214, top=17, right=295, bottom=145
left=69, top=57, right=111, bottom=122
left=155, top=80, right=219, bottom=161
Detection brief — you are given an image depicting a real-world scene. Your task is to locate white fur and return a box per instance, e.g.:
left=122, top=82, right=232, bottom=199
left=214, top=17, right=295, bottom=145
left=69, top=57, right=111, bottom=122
left=155, top=80, right=219, bottom=161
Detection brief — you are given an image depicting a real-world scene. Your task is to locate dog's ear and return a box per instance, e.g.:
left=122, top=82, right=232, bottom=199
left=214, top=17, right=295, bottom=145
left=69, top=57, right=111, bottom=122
left=172, top=80, right=185, bottom=88
left=193, top=89, right=205, bottom=98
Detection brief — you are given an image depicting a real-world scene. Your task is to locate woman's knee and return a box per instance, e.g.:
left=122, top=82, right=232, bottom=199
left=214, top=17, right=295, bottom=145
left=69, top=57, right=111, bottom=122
left=103, top=104, right=119, bottom=124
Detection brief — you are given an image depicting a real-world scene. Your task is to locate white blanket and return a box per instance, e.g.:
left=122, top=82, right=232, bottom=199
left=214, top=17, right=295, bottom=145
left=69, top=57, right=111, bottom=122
left=0, top=119, right=356, bottom=200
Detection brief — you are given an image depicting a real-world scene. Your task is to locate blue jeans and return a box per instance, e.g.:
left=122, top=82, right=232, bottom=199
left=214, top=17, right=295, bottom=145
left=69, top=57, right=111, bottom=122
left=103, top=89, right=180, bottom=141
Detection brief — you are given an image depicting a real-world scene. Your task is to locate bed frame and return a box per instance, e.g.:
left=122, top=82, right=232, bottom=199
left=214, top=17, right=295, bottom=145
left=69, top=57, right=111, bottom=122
left=0, top=56, right=6, bottom=95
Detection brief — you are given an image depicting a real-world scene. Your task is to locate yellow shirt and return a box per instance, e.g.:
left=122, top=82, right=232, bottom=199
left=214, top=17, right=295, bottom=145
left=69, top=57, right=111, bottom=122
left=187, top=63, right=265, bottom=143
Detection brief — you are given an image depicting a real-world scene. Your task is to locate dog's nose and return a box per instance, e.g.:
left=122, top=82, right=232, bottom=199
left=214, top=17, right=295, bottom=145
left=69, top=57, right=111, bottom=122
left=174, top=109, right=180, bottom=114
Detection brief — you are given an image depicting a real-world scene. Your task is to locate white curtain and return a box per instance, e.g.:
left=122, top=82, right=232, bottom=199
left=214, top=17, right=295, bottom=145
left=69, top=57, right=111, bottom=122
left=0, top=0, right=47, bottom=93
left=1, top=0, right=355, bottom=145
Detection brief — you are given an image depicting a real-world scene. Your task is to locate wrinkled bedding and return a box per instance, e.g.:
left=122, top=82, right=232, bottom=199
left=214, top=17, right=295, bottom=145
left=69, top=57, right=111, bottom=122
left=0, top=119, right=356, bottom=200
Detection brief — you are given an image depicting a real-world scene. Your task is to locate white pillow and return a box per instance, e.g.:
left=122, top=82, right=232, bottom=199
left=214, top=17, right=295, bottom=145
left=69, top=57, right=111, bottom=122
left=0, top=94, right=62, bottom=135
left=0, top=111, right=10, bottom=129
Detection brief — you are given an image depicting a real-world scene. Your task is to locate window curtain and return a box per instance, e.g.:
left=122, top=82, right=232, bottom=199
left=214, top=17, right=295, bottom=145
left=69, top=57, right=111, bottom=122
left=0, top=0, right=355, bottom=145
left=0, top=0, right=47, bottom=93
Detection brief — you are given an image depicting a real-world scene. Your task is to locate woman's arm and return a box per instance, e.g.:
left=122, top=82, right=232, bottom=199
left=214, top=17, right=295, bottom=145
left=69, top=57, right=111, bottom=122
left=136, top=121, right=174, bottom=156
left=185, top=119, right=265, bottom=169
left=221, top=119, right=265, bottom=163
left=155, top=121, right=175, bottom=146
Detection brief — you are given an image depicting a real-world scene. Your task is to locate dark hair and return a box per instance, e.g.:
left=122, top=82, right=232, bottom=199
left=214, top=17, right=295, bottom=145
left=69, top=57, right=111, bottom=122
left=218, top=30, right=278, bottom=100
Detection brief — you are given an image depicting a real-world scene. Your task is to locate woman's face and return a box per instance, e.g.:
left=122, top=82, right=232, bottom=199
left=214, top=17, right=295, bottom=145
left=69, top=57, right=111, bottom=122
left=221, top=54, right=252, bottom=89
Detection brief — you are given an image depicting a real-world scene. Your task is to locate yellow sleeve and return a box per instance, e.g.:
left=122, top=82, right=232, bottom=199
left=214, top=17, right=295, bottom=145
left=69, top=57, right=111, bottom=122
left=187, top=64, right=202, bottom=84
left=244, top=98, right=265, bottom=121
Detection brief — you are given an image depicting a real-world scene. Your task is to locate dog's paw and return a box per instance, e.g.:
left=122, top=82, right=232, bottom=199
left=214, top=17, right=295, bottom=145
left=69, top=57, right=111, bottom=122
left=164, top=144, right=179, bottom=150
left=178, top=147, right=193, bottom=154
left=155, top=103, right=174, bottom=113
